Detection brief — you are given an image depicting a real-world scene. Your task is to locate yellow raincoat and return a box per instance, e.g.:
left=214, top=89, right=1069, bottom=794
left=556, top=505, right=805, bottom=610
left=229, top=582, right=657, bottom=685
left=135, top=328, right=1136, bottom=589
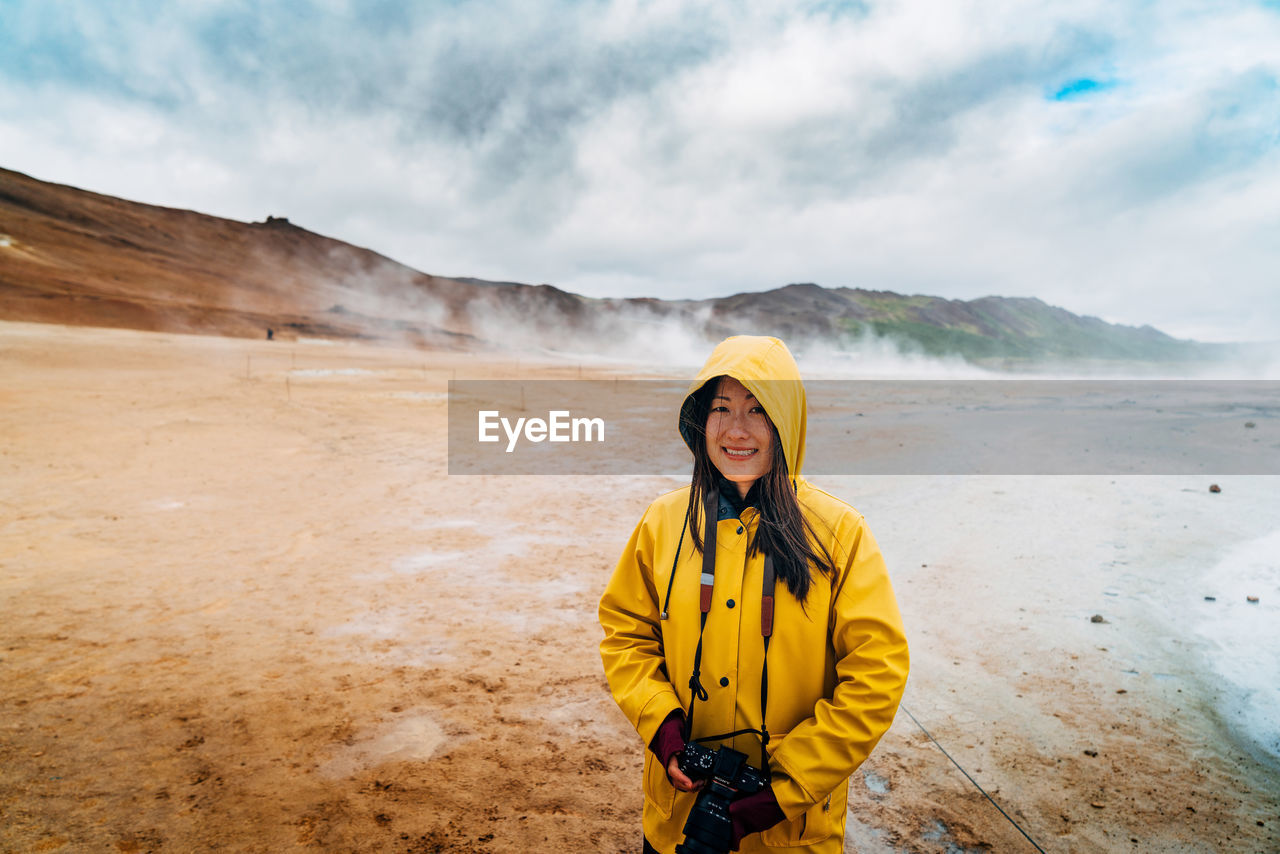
left=599, top=336, right=909, bottom=853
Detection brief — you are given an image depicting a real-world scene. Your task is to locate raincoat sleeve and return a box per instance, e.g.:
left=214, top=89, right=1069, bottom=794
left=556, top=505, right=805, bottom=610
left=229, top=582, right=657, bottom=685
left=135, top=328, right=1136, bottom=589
left=768, top=518, right=909, bottom=819
left=598, top=505, right=684, bottom=747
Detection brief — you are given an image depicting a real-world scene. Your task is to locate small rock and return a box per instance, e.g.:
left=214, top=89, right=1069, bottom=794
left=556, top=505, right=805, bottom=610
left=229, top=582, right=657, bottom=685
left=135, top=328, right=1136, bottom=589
left=1091, top=801, right=1105, bottom=809
left=1090, top=614, right=1108, bottom=624
left=1204, top=596, right=1216, bottom=601
left=1247, top=595, right=1259, bottom=603
left=1116, top=689, right=1127, bottom=694
left=1209, top=484, right=1221, bottom=493
left=1083, top=749, right=1098, bottom=757
left=1244, top=421, right=1256, bottom=428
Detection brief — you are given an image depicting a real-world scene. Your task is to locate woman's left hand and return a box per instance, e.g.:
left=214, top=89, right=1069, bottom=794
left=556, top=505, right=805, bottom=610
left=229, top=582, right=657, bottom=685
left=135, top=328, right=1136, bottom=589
left=667, top=755, right=705, bottom=792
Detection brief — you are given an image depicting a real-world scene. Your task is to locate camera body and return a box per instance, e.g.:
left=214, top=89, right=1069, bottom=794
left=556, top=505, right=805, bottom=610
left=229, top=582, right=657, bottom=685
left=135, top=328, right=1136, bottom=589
left=674, top=742, right=770, bottom=854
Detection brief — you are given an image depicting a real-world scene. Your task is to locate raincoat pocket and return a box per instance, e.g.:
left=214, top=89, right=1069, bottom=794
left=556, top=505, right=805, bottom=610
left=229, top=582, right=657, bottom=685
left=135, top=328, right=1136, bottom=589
left=642, top=751, right=675, bottom=819
left=758, top=776, right=847, bottom=847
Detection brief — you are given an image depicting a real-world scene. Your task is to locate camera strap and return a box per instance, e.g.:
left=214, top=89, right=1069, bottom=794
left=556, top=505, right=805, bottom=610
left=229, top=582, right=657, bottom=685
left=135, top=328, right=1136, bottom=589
left=684, top=492, right=718, bottom=739
left=759, top=553, right=775, bottom=772
left=684, top=490, right=777, bottom=774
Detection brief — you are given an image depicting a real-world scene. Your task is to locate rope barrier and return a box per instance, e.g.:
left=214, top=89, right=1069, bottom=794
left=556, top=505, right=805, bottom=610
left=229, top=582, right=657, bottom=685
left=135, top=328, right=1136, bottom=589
left=899, top=704, right=1047, bottom=854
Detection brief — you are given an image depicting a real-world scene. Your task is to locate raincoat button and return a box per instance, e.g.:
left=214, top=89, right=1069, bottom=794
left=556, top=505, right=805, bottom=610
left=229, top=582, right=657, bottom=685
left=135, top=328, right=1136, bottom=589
left=726, top=599, right=736, bottom=609
left=719, top=677, right=729, bottom=687
left=736, top=526, right=744, bottom=534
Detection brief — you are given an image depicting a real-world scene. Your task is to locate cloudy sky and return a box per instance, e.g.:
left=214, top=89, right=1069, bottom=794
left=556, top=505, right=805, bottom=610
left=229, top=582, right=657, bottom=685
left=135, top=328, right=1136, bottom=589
left=3, top=0, right=1279, bottom=342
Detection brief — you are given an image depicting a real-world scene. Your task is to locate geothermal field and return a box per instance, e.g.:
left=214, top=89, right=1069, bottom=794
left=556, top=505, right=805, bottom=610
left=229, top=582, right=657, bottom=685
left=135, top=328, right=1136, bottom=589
left=1, top=320, right=1278, bottom=853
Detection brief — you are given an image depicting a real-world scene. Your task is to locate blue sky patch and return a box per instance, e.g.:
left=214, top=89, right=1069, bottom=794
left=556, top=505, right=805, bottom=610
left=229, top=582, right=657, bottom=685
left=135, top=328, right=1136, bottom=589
left=1050, top=77, right=1117, bottom=101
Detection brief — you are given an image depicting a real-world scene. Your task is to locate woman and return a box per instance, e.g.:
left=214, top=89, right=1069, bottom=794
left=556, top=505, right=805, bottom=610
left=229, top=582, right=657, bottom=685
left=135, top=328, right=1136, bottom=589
left=598, top=335, right=909, bottom=853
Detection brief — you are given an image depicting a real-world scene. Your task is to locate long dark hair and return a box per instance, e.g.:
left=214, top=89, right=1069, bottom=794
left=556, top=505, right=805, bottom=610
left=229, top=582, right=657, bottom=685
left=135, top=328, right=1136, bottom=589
left=680, top=377, right=837, bottom=603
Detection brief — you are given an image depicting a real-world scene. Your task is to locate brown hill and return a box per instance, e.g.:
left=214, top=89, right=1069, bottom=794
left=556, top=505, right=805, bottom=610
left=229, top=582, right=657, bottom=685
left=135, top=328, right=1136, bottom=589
left=0, top=166, right=544, bottom=346
left=1, top=166, right=1206, bottom=364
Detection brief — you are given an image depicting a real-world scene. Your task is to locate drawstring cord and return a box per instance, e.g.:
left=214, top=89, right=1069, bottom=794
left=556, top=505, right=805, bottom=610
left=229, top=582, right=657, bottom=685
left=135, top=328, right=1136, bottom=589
left=659, top=513, right=688, bottom=621
left=687, top=618, right=710, bottom=703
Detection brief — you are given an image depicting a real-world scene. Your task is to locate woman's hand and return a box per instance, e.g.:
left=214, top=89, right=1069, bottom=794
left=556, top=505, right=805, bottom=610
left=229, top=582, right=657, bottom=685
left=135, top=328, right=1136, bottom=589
left=667, top=755, right=705, bottom=792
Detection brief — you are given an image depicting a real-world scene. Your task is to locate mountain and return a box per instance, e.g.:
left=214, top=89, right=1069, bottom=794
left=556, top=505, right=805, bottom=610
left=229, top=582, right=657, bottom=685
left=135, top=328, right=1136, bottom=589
left=0, top=166, right=1211, bottom=365
left=686, top=283, right=1200, bottom=363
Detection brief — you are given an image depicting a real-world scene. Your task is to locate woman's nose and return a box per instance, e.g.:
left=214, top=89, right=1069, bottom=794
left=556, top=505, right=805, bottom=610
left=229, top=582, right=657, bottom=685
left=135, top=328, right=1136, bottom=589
left=724, top=411, right=751, bottom=437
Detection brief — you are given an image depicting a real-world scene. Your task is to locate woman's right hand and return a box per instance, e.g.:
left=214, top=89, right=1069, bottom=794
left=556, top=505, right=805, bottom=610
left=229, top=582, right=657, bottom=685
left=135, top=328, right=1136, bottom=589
left=667, top=755, right=705, bottom=792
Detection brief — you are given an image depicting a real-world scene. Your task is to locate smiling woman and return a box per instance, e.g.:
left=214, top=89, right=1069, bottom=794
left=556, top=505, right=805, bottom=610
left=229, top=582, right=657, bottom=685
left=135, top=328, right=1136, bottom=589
left=703, top=377, right=773, bottom=497
left=598, top=335, right=910, bottom=854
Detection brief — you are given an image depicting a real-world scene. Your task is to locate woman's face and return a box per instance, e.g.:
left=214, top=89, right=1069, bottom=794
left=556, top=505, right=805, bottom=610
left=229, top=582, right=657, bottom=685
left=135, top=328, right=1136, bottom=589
left=704, top=376, right=774, bottom=498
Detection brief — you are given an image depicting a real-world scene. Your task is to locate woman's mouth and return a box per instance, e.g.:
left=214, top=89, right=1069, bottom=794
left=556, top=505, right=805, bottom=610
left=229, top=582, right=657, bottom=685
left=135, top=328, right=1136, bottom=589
left=723, top=448, right=758, bottom=459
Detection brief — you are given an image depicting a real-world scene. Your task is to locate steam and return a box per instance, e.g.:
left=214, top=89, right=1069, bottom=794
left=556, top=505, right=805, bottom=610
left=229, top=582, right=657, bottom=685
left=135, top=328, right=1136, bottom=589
left=69, top=195, right=1268, bottom=380
left=452, top=288, right=1280, bottom=380
left=274, top=261, right=1280, bottom=380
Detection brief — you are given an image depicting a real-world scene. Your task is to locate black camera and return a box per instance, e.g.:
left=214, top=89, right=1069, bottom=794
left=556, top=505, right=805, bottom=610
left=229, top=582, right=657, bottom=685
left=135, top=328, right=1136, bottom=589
left=674, top=742, right=770, bottom=854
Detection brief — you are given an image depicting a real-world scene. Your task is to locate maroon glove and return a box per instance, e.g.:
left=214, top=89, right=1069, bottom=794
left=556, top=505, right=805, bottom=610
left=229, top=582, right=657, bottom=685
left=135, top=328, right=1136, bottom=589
left=649, top=709, right=686, bottom=769
left=729, top=786, right=786, bottom=850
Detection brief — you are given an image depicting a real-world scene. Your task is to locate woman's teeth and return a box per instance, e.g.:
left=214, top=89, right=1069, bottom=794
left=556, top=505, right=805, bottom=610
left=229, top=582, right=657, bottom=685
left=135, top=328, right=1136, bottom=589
left=725, top=449, right=757, bottom=458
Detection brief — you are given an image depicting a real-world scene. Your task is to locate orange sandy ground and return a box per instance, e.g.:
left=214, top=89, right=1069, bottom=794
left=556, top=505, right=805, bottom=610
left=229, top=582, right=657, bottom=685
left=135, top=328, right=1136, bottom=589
left=1, top=322, right=1276, bottom=853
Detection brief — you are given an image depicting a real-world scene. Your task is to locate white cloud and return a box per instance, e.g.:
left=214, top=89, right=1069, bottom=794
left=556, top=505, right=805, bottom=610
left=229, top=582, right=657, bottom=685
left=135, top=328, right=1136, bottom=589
left=2, top=0, right=1278, bottom=341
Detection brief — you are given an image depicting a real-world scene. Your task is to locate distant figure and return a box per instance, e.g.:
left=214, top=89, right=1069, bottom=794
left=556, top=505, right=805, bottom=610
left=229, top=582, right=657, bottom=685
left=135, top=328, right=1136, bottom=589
left=266, top=328, right=274, bottom=341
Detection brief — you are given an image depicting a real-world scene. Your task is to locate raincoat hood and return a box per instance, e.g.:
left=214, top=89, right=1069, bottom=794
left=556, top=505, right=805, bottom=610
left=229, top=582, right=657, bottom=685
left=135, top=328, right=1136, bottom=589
left=679, top=335, right=807, bottom=478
